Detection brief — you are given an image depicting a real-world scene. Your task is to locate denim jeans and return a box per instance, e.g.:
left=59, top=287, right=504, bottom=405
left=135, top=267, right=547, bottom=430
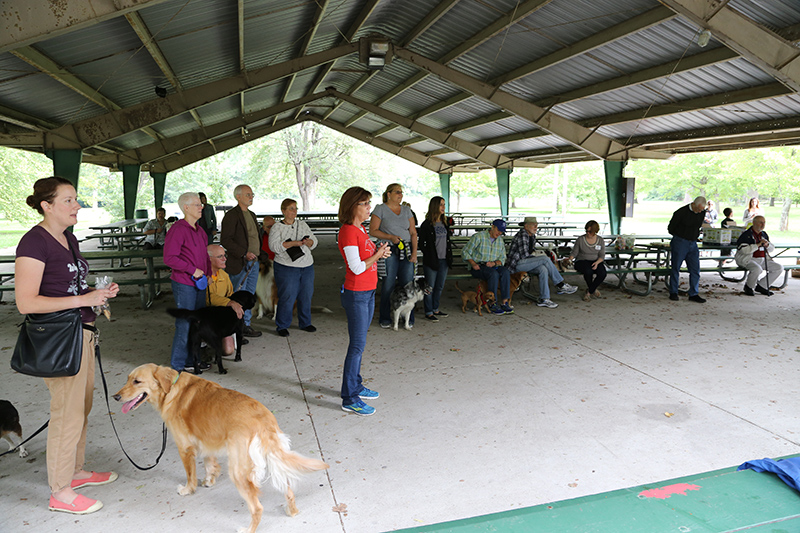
left=514, top=255, right=563, bottom=300
left=574, top=260, right=607, bottom=294
left=273, top=262, right=315, bottom=330
left=170, top=280, right=206, bottom=371
left=341, top=289, right=374, bottom=406
left=423, top=260, right=448, bottom=315
left=669, top=236, right=700, bottom=296
left=470, top=264, right=511, bottom=301
left=228, top=259, right=258, bottom=326
left=378, top=252, right=415, bottom=326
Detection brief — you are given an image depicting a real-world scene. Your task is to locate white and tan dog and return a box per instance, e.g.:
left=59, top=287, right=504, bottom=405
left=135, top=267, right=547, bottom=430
left=254, top=258, right=278, bottom=320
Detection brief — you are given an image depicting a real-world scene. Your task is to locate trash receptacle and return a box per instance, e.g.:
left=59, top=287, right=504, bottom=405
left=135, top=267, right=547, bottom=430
left=134, top=209, right=148, bottom=219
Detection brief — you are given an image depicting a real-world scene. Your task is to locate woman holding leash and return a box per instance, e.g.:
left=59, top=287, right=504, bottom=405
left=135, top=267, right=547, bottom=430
left=418, top=196, right=452, bottom=321
left=338, top=187, right=391, bottom=416
left=15, top=177, right=120, bottom=514
left=569, top=220, right=607, bottom=302
left=369, top=183, right=417, bottom=329
left=164, top=192, right=212, bottom=372
left=268, top=198, right=318, bottom=337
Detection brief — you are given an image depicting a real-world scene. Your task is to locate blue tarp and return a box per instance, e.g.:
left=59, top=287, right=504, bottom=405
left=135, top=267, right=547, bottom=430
left=738, top=457, right=800, bottom=492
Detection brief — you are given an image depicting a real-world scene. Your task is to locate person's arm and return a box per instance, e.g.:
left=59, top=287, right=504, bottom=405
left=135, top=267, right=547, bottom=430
left=301, top=221, right=318, bottom=250
left=15, top=257, right=112, bottom=314
left=593, top=238, right=605, bottom=267
left=408, top=219, right=418, bottom=263
left=220, top=211, right=247, bottom=260
left=163, top=225, right=203, bottom=278
left=344, top=242, right=390, bottom=274
left=462, top=234, right=481, bottom=270
left=368, top=213, right=399, bottom=244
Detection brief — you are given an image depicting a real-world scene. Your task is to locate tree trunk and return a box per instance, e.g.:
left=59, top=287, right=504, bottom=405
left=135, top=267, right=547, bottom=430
left=770, top=197, right=775, bottom=207
left=779, top=197, right=791, bottom=231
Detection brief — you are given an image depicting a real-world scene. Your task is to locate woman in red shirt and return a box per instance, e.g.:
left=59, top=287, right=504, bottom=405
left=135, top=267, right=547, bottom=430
left=337, top=187, right=390, bottom=416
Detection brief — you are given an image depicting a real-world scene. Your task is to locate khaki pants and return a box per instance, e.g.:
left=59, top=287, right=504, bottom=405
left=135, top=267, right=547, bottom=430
left=43, top=327, right=95, bottom=493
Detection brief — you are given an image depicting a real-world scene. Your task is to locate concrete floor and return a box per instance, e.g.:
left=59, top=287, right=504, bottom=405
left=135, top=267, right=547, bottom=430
left=1, top=234, right=799, bottom=533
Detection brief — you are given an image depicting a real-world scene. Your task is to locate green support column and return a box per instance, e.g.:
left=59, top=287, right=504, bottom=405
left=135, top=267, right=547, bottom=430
left=151, top=171, right=167, bottom=209
left=45, top=149, right=82, bottom=189
left=122, top=164, right=141, bottom=220
left=438, top=172, right=451, bottom=212
left=604, top=160, right=628, bottom=235
left=495, top=168, right=511, bottom=217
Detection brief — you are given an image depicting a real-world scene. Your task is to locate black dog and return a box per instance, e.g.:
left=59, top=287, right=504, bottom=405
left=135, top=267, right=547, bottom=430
left=0, top=400, right=28, bottom=458
left=167, top=290, right=257, bottom=375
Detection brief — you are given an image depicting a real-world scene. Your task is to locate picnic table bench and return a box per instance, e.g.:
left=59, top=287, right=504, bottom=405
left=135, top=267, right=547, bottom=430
left=0, top=249, right=169, bottom=309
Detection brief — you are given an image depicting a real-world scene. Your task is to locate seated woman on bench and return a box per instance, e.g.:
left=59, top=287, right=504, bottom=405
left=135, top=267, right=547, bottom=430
left=569, top=220, right=606, bottom=302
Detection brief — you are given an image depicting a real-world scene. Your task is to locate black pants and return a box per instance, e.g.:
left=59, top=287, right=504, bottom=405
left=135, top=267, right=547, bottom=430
left=574, top=260, right=607, bottom=294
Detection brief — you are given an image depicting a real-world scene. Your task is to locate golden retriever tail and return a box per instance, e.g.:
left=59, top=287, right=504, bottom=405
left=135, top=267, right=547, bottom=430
left=249, top=432, right=328, bottom=493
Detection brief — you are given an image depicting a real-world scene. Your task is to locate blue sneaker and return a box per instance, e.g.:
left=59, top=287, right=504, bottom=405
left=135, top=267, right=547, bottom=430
left=500, top=303, right=514, bottom=314
left=342, top=400, right=375, bottom=416
left=489, top=304, right=505, bottom=315
left=359, top=387, right=380, bottom=399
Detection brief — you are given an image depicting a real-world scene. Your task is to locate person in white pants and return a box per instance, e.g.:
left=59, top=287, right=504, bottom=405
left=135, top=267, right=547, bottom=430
left=734, top=216, right=782, bottom=296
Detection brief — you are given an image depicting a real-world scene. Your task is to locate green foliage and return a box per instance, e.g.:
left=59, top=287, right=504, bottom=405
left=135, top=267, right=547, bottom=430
left=0, top=147, right=51, bottom=224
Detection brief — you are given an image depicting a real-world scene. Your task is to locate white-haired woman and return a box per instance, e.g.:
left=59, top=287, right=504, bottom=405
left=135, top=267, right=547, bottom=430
left=164, top=192, right=211, bottom=371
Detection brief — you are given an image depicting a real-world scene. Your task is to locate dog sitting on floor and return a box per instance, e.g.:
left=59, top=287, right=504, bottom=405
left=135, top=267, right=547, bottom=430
left=167, top=290, right=257, bottom=375
left=114, top=364, right=329, bottom=533
left=390, top=279, right=431, bottom=331
left=0, top=399, right=28, bottom=458
left=455, top=281, right=495, bottom=316
left=477, top=271, right=529, bottom=307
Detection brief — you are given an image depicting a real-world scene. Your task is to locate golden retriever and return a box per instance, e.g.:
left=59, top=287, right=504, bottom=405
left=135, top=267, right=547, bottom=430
left=114, top=364, right=328, bottom=533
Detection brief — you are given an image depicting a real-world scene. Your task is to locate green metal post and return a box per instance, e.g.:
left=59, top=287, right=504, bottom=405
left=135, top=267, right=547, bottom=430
left=122, top=164, right=141, bottom=220
left=438, top=172, right=451, bottom=212
left=604, top=160, right=627, bottom=235
left=45, top=149, right=82, bottom=190
left=151, top=171, right=167, bottom=209
left=495, top=168, right=511, bottom=217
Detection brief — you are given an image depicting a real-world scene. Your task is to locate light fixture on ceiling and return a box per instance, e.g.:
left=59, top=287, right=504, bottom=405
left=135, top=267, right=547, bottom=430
left=697, top=29, right=711, bottom=47
left=359, top=36, right=391, bottom=70
left=154, top=86, right=167, bottom=98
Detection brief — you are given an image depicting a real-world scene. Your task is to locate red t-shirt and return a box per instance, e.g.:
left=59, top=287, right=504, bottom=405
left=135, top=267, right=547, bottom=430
left=338, top=224, right=377, bottom=291
left=261, top=233, right=275, bottom=261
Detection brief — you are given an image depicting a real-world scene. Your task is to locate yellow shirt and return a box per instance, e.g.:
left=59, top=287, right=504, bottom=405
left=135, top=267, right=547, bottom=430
left=206, top=268, right=233, bottom=307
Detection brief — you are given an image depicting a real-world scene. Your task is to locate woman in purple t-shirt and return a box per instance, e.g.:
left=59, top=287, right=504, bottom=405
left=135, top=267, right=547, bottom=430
left=163, top=192, right=211, bottom=372
left=15, top=177, right=120, bottom=515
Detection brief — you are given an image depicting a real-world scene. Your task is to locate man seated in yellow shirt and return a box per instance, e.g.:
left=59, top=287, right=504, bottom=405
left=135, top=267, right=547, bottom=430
left=206, top=244, right=245, bottom=355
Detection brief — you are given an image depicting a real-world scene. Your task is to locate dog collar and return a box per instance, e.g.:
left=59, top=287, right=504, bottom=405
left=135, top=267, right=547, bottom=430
left=172, top=372, right=180, bottom=385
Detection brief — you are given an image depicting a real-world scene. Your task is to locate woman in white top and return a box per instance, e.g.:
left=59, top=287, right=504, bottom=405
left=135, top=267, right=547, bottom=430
left=569, top=220, right=606, bottom=301
left=742, top=197, right=764, bottom=227
left=369, top=183, right=418, bottom=329
left=268, top=198, right=318, bottom=337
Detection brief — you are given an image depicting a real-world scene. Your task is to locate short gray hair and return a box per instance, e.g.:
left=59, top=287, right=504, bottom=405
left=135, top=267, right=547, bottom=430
left=207, top=244, right=225, bottom=256
left=692, top=196, right=707, bottom=208
left=177, top=192, right=199, bottom=213
left=233, top=184, right=250, bottom=199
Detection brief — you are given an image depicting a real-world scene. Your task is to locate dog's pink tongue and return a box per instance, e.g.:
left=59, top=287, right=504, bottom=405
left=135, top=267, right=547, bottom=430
left=121, top=398, right=138, bottom=414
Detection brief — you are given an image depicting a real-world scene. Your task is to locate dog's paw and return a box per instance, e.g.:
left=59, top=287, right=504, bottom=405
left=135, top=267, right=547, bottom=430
left=202, top=476, right=217, bottom=488
left=18, top=446, right=28, bottom=458
left=177, top=484, right=196, bottom=496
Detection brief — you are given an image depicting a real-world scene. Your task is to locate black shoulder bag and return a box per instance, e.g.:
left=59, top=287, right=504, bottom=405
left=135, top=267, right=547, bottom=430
left=11, top=239, right=86, bottom=378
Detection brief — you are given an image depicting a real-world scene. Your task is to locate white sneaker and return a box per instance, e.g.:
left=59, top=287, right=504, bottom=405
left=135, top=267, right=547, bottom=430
left=537, top=298, right=558, bottom=308
left=557, top=283, right=578, bottom=295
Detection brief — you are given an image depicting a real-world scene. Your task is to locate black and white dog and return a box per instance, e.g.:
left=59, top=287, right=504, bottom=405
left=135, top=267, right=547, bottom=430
left=0, top=400, right=28, bottom=458
left=390, top=279, right=432, bottom=331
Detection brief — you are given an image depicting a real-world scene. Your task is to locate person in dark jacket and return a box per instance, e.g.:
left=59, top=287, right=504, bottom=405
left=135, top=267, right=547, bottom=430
left=418, top=196, right=453, bottom=321
left=667, top=196, right=706, bottom=303
left=735, top=215, right=781, bottom=296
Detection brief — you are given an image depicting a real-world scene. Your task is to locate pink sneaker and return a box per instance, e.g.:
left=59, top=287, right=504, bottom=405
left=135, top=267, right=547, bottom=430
left=70, top=471, right=118, bottom=489
left=49, top=494, right=103, bottom=514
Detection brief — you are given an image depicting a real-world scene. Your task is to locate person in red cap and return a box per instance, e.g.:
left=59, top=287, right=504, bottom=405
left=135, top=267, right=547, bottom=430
left=462, top=218, right=513, bottom=315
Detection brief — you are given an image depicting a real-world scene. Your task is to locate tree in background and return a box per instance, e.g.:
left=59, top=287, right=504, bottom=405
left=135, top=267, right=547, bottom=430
left=0, top=147, right=50, bottom=224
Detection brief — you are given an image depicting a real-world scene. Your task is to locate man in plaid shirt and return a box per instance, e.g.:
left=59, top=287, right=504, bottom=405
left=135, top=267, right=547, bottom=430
left=462, top=219, right=513, bottom=315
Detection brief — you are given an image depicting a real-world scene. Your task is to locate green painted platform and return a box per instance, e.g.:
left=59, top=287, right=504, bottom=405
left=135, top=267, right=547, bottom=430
left=393, top=455, right=800, bottom=533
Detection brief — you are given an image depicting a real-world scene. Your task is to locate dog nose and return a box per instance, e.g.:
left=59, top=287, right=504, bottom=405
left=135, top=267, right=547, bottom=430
left=112, top=394, right=121, bottom=401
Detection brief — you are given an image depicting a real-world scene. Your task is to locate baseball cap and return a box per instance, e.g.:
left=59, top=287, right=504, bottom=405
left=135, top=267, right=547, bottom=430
left=491, top=218, right=507, bottom=234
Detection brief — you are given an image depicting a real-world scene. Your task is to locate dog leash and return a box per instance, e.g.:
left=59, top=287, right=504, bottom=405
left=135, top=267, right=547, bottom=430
left=92, top=327, right=169, bottom=471
left=235, top=260, right=256, bottom=292
left=0, top=419, right=48, bottom=458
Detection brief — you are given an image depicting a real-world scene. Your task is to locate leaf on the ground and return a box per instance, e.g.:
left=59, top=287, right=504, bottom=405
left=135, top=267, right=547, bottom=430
left=332, top=503, right=348, bottom=513
left=664, top=412, right=674, bottom=417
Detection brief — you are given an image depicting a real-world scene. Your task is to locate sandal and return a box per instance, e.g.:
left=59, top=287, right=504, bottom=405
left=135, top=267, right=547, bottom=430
left=49, top=494, right=103, bottom=515
left=70, top=471, right=118, bottom=489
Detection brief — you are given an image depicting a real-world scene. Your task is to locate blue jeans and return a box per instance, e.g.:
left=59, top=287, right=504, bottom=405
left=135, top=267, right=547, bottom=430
left=273, top=262, right=315, bottom=330
left=574, top=260, right=607, bottom=294
left=378, top=253, right=415, bottom=326
left=669, top=236, right=700, bottom=296
left=423, top=260, right=448, bottom=315
left=228, top=259, right=258, bottom=326
left=341, top=289, right=374, bottom=406
left=170, top=280, right=206, bottom=371
left=470, top=264, right=511, bottom=301
left=514, top=255, right=563, bottom=300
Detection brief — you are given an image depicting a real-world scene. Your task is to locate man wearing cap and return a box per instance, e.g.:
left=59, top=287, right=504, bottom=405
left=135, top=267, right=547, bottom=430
left=462, top=219, right=513, bottom=315
left=507, top=217, right=578, bottom=308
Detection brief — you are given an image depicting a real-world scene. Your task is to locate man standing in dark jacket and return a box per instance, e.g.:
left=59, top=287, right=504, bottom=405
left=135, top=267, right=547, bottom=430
left=667, top=196, right=706, bottom=303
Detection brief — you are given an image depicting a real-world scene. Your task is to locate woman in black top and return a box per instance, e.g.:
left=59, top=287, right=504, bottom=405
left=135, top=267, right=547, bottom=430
left=418, top=196, right=453, bottom=321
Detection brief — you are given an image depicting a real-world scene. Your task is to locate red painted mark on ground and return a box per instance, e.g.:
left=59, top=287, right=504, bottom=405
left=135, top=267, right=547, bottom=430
left=638, top=483, right=701, bottom=499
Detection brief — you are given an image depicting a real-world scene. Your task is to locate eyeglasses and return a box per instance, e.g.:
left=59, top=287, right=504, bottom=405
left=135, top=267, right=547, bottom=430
left=357, top=201, right=371, bottom=207
left=392, top=190, right=403, bottom=194
left=213, top=254, right=227, bottom=259
left=243, top=193, right=255, bottom=198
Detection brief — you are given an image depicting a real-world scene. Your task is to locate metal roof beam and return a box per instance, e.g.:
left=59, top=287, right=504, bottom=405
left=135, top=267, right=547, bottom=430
left=627, top=116, right=800, bottom=148
left=395, top=47, right=669, bottom=161
left=0, top=0, right=173, bottom=54
left=645, top=130, right=800, bottom=152
left=331, top=90, right=513, bottom=168
left=43, top=42, right=359, bottom=150
left=398, top=0, right=461, bottom=47
left=661, top=0, right=800, bottom=92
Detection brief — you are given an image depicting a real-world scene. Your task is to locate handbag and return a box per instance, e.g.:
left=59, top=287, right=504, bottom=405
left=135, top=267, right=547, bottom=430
left=10, top=238, right=85, bottom=378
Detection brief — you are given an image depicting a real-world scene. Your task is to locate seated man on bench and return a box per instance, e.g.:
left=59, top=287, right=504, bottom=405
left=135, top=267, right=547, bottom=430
left=206, top=244, right=246, bottom=354
left=735, top=215, right=781, bottom=297
left=462, top=219, right=513, bottom=315
left=507, top=217, right=577, bottom=309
